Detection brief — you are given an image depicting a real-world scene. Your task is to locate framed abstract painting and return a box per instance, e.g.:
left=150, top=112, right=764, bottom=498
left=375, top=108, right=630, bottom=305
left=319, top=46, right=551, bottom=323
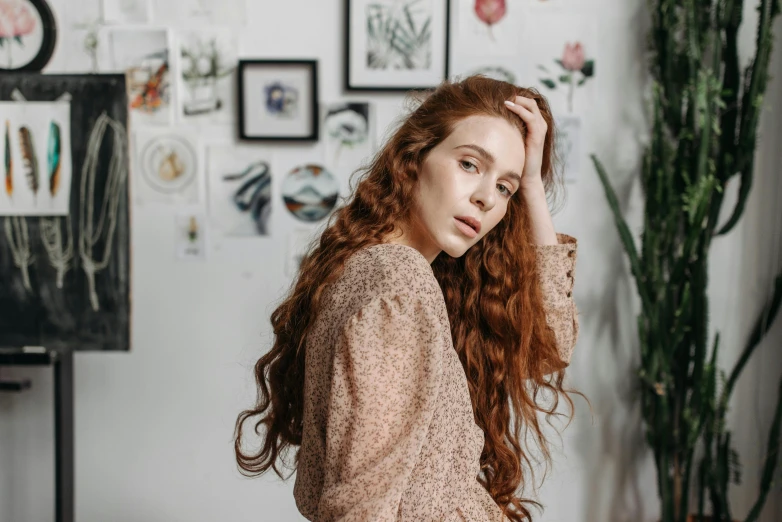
left=237, top=59, right=318, bottom=141
left=345, top=0, right=450, bottom=91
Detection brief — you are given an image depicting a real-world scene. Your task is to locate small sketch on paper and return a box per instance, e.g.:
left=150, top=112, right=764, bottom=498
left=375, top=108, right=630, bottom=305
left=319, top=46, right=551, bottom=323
left=66, top=17, right=102, bottom=73
left=221, top=161, right=272, bottom=235
left=136, top=131, right=199, bottom=204
left=207, top=145, right=273, bottom=237
left=473, top=0, right=507, bottom=36
left=178, top=30, right=236, bottom=122
left=538, top=42, right=595, bottom=114
left=455, top=0, right=520, bottom=54
left=105, top=29, right=171, bottom=124
left=0, top=101, right=72, bottom=216
left=128, top=59, right=169, bottom=115
left=175, top=212, right=206, bottom=260
left=324, top=103, right=369, bottom=165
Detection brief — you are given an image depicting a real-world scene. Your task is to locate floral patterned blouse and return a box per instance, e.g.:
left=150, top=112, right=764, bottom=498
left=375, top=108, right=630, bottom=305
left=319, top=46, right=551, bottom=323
left=293, top=234, right=579, bottom=521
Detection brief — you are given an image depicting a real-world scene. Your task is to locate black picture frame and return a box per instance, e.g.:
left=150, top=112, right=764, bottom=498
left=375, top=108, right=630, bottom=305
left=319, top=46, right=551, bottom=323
left=237, top=59, right=319, bottom=142
left=0, top=0, right=57, bottom=72
left=345, top=0, right=451, bottom=92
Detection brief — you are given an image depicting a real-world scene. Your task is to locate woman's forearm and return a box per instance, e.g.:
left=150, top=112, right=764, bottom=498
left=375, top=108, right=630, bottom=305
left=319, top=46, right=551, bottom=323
left=521, top=179, right=558, bottom=245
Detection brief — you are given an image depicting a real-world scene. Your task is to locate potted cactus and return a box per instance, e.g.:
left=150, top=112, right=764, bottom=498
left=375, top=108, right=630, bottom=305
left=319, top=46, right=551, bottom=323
left=591, top=1, right=782, bottom=521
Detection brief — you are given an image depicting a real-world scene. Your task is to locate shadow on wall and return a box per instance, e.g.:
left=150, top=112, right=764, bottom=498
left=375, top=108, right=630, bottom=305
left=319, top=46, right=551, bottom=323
left=571, top=2, right=657, bottom=521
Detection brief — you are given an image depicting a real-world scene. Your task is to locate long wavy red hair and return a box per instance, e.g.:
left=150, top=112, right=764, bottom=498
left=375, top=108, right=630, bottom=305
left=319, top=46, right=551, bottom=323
left=235, top=75, right=580, bottom=521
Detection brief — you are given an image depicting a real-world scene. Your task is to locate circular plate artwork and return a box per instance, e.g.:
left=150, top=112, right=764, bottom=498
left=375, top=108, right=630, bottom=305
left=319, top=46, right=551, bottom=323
left=0, top=0, right=57, bottom=72
left=140, top=134, right=197, bottom=194
left=281, top=164, right=339, bottom=222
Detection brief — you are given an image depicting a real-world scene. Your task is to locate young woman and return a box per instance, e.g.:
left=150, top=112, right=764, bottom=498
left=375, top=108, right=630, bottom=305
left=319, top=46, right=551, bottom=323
left=235, top=75, right=580, bottom=522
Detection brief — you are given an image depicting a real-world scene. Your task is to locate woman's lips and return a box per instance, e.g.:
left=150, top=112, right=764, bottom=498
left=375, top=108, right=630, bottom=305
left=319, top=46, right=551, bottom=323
left=454, top=217, right=479, bottom=238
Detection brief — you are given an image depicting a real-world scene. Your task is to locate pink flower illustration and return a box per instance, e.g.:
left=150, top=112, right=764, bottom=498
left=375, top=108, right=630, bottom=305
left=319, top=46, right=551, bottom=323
left=474, top=0, right=506, bottom=27
left=0, top=0, right=36, bottom=38
left=538, top=41, right=594, bottom=114
left=0, top=0, right=38, bottom=68
left=561, top=42, right=586, bottom=71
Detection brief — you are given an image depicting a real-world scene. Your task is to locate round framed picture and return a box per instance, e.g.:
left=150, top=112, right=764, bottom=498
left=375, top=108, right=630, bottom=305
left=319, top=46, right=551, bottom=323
left=281, top=164, right=339, bottom=222
left=0, top=0, right=57, bottom=72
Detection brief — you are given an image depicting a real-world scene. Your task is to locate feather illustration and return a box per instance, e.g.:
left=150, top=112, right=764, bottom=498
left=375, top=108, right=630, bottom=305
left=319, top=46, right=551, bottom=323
left=18, top=126, right=39, bottom=200
left=47, top=121, right=61, bottom=197
left=4, top=120, right=11, bottom=198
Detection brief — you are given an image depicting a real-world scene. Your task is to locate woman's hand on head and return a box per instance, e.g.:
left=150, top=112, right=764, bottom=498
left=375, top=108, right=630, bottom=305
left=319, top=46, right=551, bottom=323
left=503, top=95, right=547, bottom=190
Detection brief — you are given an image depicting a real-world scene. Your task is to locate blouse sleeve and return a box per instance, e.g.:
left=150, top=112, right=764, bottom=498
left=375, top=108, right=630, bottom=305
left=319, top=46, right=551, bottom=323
left=534, top=232, right=579, bottom=367
left=316, top=292, right=446, bottom=522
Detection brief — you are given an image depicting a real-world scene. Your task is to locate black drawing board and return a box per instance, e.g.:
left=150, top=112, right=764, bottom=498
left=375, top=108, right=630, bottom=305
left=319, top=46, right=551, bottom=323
left=0, top=74, right=130, bottom=351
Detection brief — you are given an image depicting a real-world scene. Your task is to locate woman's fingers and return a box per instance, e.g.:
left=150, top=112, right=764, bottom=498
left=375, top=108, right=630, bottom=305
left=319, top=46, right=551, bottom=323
left=504, top=96, right=547, bottom=134
left=504, top=99, right=535, bottom=119
left=513, top=95, right=541, bottom=113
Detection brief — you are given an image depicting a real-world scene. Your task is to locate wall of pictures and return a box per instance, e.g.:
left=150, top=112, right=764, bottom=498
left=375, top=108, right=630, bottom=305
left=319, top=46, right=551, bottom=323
left=29, top=0, right=600, bottom=283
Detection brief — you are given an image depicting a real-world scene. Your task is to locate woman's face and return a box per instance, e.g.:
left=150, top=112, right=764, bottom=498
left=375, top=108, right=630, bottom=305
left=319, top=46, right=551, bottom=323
left=394, top=114, right=525, bottom=263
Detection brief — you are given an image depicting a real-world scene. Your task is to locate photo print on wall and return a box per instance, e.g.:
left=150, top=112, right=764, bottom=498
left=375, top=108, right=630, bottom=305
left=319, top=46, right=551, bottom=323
left=207, top=144, right=273, bottom=237
left=281, top=164, right=339, bottom=223
left=0, top=100, right=72, bottom=216
left=175, top=210, right=207, bottom=261
left=176, top=28, right=237, bottom=124
left=101, top=27, right=172, bottom=125
left=522, top=10, right=598, bottom=115
left=346, top=0, right=450, bottom=90
left=322, top=101, right=373, bottom=184
left=238, top=60, right=318, bottom=141
left=448, top=0, right=527, bottom=85
left=60, top=0, right=102, bottom=73
left=133, top=127, right=201, bottom=204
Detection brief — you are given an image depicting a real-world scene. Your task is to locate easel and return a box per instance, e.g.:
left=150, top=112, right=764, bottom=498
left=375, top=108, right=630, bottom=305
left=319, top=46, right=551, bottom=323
left=0, top=346, right=74, bottom=522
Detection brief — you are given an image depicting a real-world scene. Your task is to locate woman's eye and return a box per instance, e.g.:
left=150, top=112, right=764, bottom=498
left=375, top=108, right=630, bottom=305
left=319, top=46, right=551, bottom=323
left=497, top=184, right=513, bottom=197
left=459, top=160, right=477, bottom=172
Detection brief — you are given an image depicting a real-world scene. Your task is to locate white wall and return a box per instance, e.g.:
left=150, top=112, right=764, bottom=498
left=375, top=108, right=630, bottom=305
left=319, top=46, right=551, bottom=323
left=1, top=0, right=781, bottom=521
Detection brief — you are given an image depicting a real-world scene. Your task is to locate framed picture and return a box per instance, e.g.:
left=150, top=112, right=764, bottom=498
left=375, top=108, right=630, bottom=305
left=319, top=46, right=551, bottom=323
left=237, top=59, right=318, bottom=141
left=345, top=0, right=450, bottom=91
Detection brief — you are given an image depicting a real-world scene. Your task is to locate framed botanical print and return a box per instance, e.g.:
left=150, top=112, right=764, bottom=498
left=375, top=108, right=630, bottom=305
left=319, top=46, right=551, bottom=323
left=345, top=0, right=450, bottom=91
left=237, top=59, right=318, bottom=141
